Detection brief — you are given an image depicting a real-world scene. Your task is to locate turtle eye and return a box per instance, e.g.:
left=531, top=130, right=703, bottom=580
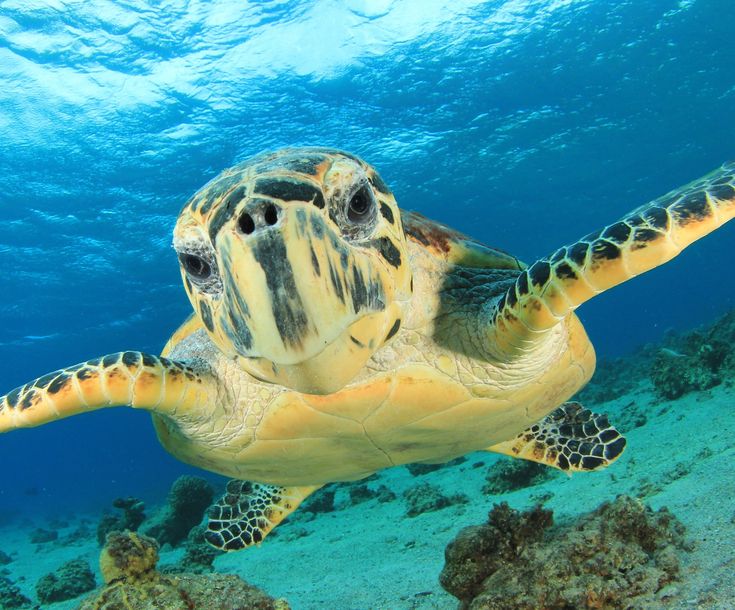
left=179, top=253, right=212, bottom=280
left=347, top=186, right=374, bottom=223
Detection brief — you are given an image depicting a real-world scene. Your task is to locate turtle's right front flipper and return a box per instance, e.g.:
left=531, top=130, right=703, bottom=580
left=0, top=351, right=218, bottom=432
left=488, top=163, right=735, bottom=356
left=205, top=480, right=321, bottom=551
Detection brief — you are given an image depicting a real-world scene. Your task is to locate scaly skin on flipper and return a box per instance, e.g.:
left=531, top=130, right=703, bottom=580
left=205, top=481, right=320, bottom=551
left=490, top=164, right=735, bottom=355
left=488, top=402, right=626, bottom=472
left=0, top=351, right=218, bottom=431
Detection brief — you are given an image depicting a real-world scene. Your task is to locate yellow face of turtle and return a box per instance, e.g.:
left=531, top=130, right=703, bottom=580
left=173, top=148, right=412, bottom=394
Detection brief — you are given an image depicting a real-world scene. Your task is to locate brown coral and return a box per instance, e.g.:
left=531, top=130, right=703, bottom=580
left=83, top=530, right=288, bottom=610
left=440, top=496, right=687, bottom=610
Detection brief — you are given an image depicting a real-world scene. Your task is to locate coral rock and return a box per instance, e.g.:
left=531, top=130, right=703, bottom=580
left=97, top=496, right=147, bottom=544
left=100, top=531, right=159, bottom=584
left=440, top=496, right=687, bottom=610
left=35, top=558, right=96, bottom=604
left=143, top=475, right=214, bottom=546
left=0, top=575, right=31, bottom=609
left=82, top=529, right=288, bottom=609
left=404, top=482, right=468, bottom=517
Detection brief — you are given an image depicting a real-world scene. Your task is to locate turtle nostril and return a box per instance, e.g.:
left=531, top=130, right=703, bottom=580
left=264, top=204, right=279, bottom=226
left=238, top=213, right=255, bottom=235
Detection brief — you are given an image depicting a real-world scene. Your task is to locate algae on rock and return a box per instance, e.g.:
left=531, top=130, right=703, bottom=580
left=440, top=495, right=687, bottom=610
left=81, top=530, right=289, bottom=610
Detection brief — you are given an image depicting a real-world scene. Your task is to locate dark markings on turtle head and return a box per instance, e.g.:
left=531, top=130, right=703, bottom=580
left=295, top=208, right=308, bottom=237
left=379, top=202, right=394, bottom=224
left=372, top=236, right=401, bottom=268
left=349, top=265, right=384, bottom=313
left=309, top=244, right=321, bottom=277
left=310, top=215, right=325, bottom=238
left=350, top=265, right=367, bottom=314
left=327, top=260, right=345, bottom=304
left=122, top=352, right=140, bottom=368
left=193, top=173, right=242, bottom=215
left=184, top=277, right=193, bottom=294
left=47, top=374, right=70, bottom=394
left=591, top=239, right=621, bottom=261
left=222, top=267, right=253, bottom=352
left=285, top=155, right=327, bottom=175
left=251, top=233, right=309, bottom=348
left=555, top=262, right=577, bottom=281
left=385, top=318, right=401, bottom=341
left=709, top=183, right=735, bottom=201
left=141, top=353, right=157, bottom=368
left=673, top=191, right=710, bottom=223
left=369, top=172, right=391, bottom=195
left=602, top=221, right=631, bottom=244
left=528, top=261, right=551, bottom=287
left=208, top=192, right=241, bottom=243
left=350, top=335, right=365, bottom=348
left=200, top=300, right=215, bottom=332
left=254, top=178, right=323, bottom=204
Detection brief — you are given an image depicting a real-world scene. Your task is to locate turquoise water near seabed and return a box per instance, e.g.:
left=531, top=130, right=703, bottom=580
left=0, top=0, right=733, bottom=594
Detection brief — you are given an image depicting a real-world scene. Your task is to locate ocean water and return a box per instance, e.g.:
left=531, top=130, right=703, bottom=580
left=0, top=0, right=733, bottom=605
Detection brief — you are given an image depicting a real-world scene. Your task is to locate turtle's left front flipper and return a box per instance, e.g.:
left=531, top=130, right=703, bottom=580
left=0, top=351, right=218, bottom=432
left=488, top=402, right=626, bottom=472
left=489, top=163, right=735, bottom=356
left=205, top=481, right=321, bottom=551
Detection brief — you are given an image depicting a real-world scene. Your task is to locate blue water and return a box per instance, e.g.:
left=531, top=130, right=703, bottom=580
left=0, top=0, right=733, bottom=517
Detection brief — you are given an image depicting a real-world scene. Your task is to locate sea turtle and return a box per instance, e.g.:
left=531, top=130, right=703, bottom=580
left=1, top=148, right=733, bottom=551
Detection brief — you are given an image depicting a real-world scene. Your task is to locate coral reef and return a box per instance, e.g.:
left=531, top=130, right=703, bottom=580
left=100, top=531, right=159, bottom=584
left=162, top=525, right=220, bottom=574
left=348, top=483, right=397, bottom=505
left=578, top=308, right=735, bottom=404
left=0, top=575, right=31, bottom=609
left=0, top=549, right=12, bottom=564
left=300, top=486, right=336, bottom=514
left=97, top=496, right=147, bottom=544
left=143, top=475, right=214, bottom=547
left=440, top=496, right=687, bottom=610
left=649, top=310, right=735, bottom=399
left=404, top=483, right=468, bottom=517
left=29, top=527, right=58, bottom=544
left=35, top=558, right=96, bottom=604
left=81, top=530, right=288, bottom=609
left=651, top=344, right=726, bottom=400
left=405, top=456, right=466, bottom=476
left=482, top=459, right=555, bottom=495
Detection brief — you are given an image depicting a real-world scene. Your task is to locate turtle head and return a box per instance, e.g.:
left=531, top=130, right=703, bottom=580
left=173, top=148, right=412, bottom=394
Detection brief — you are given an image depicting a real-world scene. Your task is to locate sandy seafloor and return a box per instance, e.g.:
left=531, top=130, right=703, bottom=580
left=2, top=352, right=734, bottom=609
